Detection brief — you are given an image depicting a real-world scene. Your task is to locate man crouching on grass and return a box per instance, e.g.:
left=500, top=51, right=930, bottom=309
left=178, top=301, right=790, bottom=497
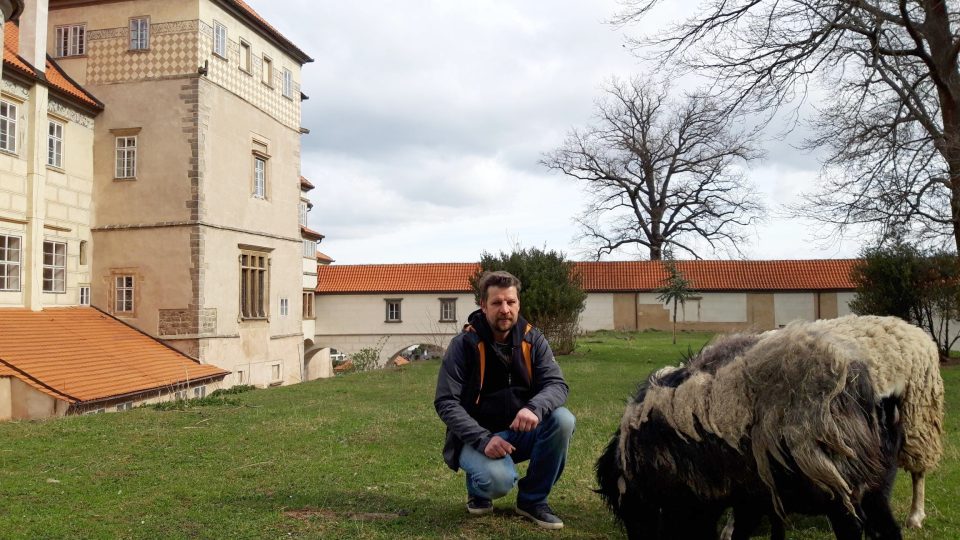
left=434, top=270, right=574, bottom=530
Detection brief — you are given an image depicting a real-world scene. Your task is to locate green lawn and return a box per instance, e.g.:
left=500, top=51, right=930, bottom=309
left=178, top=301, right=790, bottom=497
left=0, top=330, right=956, bottom=539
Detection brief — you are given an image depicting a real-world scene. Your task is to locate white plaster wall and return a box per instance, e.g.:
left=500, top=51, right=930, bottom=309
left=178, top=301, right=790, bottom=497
left=315, top=293, right=474, bottom=336
left=698, top=293, right=748, bottom=322
left=579, top=293, right=613, bottom=332
left=774, top=293, right=816, bottom=327
left=837, top=292, right=856, bottom=316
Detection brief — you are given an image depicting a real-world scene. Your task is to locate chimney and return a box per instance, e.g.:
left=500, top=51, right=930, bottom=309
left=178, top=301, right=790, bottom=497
left=19, top=0, right=47, bottom=74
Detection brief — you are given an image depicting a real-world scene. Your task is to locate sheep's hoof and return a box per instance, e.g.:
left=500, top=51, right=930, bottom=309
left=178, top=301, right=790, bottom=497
left=719, top=518, right=735, bottom=540
left=905, top=512, right=925, bottom=529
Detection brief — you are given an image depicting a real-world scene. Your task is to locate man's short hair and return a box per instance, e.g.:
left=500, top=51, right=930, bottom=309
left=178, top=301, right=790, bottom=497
left=478, top=271, right=522, bottom=303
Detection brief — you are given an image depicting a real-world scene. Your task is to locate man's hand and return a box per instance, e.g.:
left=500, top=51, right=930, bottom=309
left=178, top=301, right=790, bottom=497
left=484, top=435, right=515, bottom=459
left=510, top=408, right=539, bottom=432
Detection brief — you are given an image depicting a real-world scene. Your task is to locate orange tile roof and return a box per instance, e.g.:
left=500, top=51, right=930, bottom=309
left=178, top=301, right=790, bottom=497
left=316, top=251, right=334, bottom=264
left=3, top=22, right=101, bottom=110
left=317, top=263, right=479, bottom=294
left=301, top=225, right=324, bottom=240
left=315, top=260, right=859, bottom=294
left=229, top=0, right=312, bottom=63
left=577, top=259, right=858, bottom=291
left=0, top=307, right=228, bottom=404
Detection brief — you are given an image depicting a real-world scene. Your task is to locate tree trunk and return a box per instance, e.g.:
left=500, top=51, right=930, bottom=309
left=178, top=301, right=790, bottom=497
left=672, top=298, right=677, bottom=344
left=650, top=243, right=662, bottom=261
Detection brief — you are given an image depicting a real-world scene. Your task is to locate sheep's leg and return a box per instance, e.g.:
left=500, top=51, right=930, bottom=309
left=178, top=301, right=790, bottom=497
left=906, top=471, right=926, bottom=528
left=827, top=509, right=863, bottom=540
left=768, top=514, right=786, bottom=540
left=861, top=489, right=903, bottom=540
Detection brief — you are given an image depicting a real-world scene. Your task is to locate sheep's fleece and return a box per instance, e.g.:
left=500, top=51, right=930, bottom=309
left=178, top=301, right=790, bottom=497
left=617, top=315, right=943, bottom=515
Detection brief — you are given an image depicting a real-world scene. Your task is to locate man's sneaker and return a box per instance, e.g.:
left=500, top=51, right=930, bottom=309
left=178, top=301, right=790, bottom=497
left=516, top=503, right=564, bottom=530
left=466, top=496, right=493, bottom=515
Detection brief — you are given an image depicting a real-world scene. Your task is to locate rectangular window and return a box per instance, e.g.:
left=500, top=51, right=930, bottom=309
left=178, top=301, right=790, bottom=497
left=115, top=275, right=134, bottom=313
left=193, top=385, right=206, bottom=399
left=116, top=402, right=133, bottom=412
left=0, top=234, right=21, bottom=291
left=47, top=120, right=64, bottom=168
left=270, top=363, right=281, bottom=383
left=42, top=241, right=66, bottom=293
left=79, top=285, right=90, bottom=305
left=385, top=299, right=402, bottom=323
left=239, top=250, right=269, bottom=319
left=235, top=368, right=247, bottom=384
left=262, top=55, right=273, bottom=86
left=302, top=291, right=315, bottom=319
left=302, top=239, right=315, bottom=258
left=173, top=389, right=187, bottom=401
left=440, top=298, right=457, bottom=322
left=55, top=24, right=85, bottom=57
left=239, top=39, right=251, bottom=72
left=115, top=136, right=137, bottom=178
left=298, top=200, right=308, bottom=226
left=282, top=68, right=293, bottom=98
left=129, top=17, right=149, bottom=50
left=253, top=156, right=266, bottom=198
left=279, top=297, right=289, bottom=317
left=0, top=100, right=17, bottom=154
left=213, top=21, right=227, bottom=58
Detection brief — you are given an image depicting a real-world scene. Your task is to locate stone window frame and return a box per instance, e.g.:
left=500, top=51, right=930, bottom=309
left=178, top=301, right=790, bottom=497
left=47, top=119, right=64, bottom=169
left=439, top=297, right=457, bottom=323
left=0, top=233, right=21, bottom=292
left=42, top=240, right=66, bottom=294
left=234, top=366, right=248, bottom=385
left=55, top=24, right=86, bottom=57
left=262, top=54, right=274, bottom=87
left=239, top=38, right=252, bottom=74
left=0, top=99, right=18, bottom=155
left=301, top=239, right=315, bottom=258
left=213, top=20, right=228, bottom=59
left=79, top=285, right=90, bottom=306
left=270, top=362, right=282, bottom=385
left=251, top=138, right=270, bottom=200
left=282, top=67, right=293, bottom=99
left=238, top=245, right=271, bottom=321
left=302, top=291, right=315, bottom=320
left=298, top=199, right=309, bottom=226
left=385, top=298, right=402, bottom=323
left=113, top=273, right=136, bottom=315
left=129, top=16, right=150, bottom=51
left=111, top=127, right=141, bottom=180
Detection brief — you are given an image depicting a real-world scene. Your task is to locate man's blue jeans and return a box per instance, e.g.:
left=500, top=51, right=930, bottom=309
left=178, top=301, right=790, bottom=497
left=458, top=407, right=575, bottom=506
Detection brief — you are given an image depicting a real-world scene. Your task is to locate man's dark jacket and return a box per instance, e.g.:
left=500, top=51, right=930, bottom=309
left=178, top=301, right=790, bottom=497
left=434, top=309, right=569, bottom=471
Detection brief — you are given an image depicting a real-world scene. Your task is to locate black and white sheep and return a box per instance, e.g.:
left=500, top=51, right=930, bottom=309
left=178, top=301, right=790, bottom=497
left=802, top=315, right=944, bottom=528
left=597, top=322, right=906, bottom=539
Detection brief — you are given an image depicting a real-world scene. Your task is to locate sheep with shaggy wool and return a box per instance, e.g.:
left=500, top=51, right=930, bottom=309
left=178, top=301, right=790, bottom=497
left=600, top=323, right=905, bottom=539
left=800, top=315, right=944, bottom=529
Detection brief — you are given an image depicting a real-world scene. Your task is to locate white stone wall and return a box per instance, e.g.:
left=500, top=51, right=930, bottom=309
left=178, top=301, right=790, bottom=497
left=774, top=292, right=817, bottom=327
left=579, top=292, right=613, bottom=332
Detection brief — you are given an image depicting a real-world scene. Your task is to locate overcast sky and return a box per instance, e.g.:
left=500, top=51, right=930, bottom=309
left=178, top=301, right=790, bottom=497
left=247, top=0, right=866, bottom=265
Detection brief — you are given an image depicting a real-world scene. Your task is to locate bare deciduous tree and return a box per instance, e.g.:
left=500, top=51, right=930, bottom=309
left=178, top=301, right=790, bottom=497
left=542, top=78, right=763, bottom=260
left=617, top=0, right=960, bottom=251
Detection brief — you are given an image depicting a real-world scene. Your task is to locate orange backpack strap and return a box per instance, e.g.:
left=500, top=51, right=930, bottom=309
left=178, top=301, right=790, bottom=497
left=521, top=323, right=533, bottom=381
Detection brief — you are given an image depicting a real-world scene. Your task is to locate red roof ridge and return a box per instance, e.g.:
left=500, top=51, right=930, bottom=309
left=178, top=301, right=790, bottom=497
left=316, top=259, right=859, bottom=293
left=226, top=0, right=312, bottom=64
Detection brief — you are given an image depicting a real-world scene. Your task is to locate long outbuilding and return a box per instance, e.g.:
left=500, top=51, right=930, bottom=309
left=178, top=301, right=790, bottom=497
left=308, top=259, right=858, bottom=372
